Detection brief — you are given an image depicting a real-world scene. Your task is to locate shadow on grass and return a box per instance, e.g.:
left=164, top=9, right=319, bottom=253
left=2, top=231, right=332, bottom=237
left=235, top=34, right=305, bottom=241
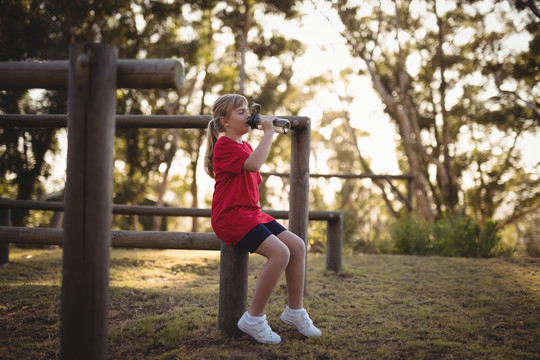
left=1, top=247, right=539, bottom=359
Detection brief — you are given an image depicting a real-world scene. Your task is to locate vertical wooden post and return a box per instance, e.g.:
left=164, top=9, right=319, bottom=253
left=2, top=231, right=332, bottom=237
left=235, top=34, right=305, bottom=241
left=0, top=203, right=9, bottom=265
left=326, top=216, right=343, bottom=273
left=60, top=44, right=117, bottom=360
left=218, top=242, right=248, bottom=336
left=289, top=119, right=311, bottom=287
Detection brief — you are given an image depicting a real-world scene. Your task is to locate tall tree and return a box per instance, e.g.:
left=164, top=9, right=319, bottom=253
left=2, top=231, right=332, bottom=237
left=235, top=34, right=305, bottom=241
left=0, top=0, right=132, bottom=225
left=1, top=0, right=309, bottom=231
left=332, top=0, right=539, bottom=226
left=333, top=0, right=437, bottom=221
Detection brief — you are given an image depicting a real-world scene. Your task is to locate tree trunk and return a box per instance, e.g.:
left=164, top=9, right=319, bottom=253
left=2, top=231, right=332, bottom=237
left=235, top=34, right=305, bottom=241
left=12, top=129, right=56, bottom=227
left=152, top=128, right=179, bottom=231
left=434, top=1, right=458, bottom=211
left=340, top=100, right=399, bottom=218
left=366, top=57, right=435, bottom=222
left=239, top=0, right=251, bottom=94
left=152, top=91, right=180, bottom=231
left=335, top=1, right=437, bottom=222
left=189, top=132, right=203, bottom=233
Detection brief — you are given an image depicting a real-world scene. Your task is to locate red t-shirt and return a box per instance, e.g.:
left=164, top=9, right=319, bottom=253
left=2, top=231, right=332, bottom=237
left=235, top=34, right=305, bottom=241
left=211, top=136, right=274, bottom=245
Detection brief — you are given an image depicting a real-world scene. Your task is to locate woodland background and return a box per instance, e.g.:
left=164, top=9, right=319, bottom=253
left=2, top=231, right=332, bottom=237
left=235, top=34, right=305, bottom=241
left=1, top=0, right=539, bottom=257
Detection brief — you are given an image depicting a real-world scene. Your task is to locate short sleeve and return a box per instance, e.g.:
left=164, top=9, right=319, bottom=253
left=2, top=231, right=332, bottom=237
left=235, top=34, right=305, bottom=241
left=214, top=137, right=251, bottom=175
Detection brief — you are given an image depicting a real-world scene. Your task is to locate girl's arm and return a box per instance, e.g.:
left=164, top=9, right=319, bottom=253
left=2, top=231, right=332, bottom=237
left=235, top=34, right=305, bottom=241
left=243, top=115, right=275, bottom=172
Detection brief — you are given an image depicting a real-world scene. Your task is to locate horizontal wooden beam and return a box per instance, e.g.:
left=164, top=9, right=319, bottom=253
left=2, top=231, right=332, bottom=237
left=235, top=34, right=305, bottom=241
left=0, top=226, right=221, bottom=250
left=262, top=171, right=414, bottom=180
left=0, top=59, right=184, bottom=90
left=0, top=114, right=310, bottom=130
left=0, top=199, right=341, bottom=221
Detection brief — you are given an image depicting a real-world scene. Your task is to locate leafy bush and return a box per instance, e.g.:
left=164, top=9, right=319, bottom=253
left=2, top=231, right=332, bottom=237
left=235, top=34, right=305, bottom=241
left=390, top=213, right=431, bottom=255
left=477, top=219, right=513, bottom=258
left=390, top=211, right=513, bottom=258
left=432, top=211, right=479, bottom=257
left=308, top=220, right=327, bottom=253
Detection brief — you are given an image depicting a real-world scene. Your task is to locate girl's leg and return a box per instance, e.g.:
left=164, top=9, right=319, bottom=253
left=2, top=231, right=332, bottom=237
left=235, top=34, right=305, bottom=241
left=276, top=230, right=306, bottom=309
left=276, top=231, right=322, bottom=338
left=249, top=235, right=290, bottom=316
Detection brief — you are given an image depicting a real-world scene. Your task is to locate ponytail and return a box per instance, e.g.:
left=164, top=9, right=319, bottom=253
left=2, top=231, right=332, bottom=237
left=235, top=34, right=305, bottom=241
left=204, top=118, right=220, bottom=178
left=204, top=94, right=248, bottom=179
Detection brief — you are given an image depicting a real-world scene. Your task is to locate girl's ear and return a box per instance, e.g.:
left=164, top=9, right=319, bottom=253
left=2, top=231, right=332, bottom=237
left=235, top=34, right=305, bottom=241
left=220, top=116, right=228, bottom=128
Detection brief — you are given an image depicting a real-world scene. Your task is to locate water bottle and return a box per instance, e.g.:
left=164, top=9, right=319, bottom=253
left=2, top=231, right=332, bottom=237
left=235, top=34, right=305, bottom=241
left=246, top=102, right=291, bottom=134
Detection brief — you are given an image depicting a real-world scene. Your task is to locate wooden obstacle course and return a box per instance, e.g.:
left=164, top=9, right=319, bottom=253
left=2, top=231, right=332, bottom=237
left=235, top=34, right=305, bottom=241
left=0, top=42, right=322, bottom=359
left=0, top=199, right=343, bottom=271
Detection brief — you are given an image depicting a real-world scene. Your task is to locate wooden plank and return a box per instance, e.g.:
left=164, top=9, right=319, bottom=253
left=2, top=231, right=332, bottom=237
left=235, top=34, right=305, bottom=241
left=0, top=114, right=310, bottom=130
left=111, top=230, right=219, bottom=250
left=117, top=59, right=184, bottom=90
left=0, top=199, right=342, bottom=220
left=288, top=121, right=311, bottom=242
left=262, top=171, right=414, bottom=180
left=0, top=60, right=66, bottom=89
left=0, top=114, right=67, bottom=127
left=60, top=43, right=117, bottom=360
left=326, top=218, right=343, bottom=273
left=0, top=59, right=184, bottom=90
left=289, top=118, right=311, bottom=290
left=0, top=207, right=9, bottom=265
left=218, top=243, right=248, bottom=336
left=0, top=226, right=221, bottom=250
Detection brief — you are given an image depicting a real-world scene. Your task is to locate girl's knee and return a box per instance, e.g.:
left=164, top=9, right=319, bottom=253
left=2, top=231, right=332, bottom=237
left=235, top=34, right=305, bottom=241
left=260, top=236, right=290, bottom=267
left=275, top=245, right=291, bottom=267
left=285, top=233, right=306, bottom=258
left=294, top=241, right=306, bottom=260
left=265, top=248, right=289, bottom=272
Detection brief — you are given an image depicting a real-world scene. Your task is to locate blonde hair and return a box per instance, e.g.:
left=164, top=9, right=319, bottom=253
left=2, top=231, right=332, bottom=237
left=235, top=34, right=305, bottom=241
left=204, top=94, right=248, bottom=178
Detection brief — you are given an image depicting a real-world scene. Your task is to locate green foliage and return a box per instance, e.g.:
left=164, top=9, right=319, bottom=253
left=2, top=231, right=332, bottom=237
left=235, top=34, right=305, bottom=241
left=333, top=0, right=540, bottom=231
left=434, top=212, right=490, bottom=257
left=390, top=211, right=513, bottom=258
left=391, top=213, right=432, bottom=255
left=477, top=220, right=508, bottom=257
left=307, top=220, right=327, bottom=253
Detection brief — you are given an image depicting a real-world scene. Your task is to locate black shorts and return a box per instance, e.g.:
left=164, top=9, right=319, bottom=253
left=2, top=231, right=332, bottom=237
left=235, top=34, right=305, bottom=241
left=236, top=220, right=287, bottom=253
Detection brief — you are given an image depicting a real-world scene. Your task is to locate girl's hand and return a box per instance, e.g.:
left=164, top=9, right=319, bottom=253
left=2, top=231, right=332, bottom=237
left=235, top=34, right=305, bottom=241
left=243, top=115, right=276, bottom=172
left=259, top=115, right=275, bottom=132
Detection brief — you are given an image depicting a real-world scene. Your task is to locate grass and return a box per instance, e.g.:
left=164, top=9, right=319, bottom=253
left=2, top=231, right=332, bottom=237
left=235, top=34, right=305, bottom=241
left=1, top=246, right=539, bottom=359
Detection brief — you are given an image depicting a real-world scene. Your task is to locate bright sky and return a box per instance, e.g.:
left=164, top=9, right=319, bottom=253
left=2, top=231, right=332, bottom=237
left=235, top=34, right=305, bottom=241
left=263, top=0, right=401, bottom=174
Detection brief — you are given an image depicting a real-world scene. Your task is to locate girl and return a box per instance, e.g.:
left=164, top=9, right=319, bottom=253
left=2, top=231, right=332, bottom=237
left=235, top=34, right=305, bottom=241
left=204, top=94, right=321, bottom=345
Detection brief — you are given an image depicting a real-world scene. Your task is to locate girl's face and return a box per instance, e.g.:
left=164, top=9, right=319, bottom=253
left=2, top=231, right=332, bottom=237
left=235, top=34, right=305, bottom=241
left=222, top=103, right=250, bottom=139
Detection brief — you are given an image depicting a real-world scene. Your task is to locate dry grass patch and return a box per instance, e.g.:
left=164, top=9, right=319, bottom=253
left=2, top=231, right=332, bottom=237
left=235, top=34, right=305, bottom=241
left=1, top=247, right=539, bottom=359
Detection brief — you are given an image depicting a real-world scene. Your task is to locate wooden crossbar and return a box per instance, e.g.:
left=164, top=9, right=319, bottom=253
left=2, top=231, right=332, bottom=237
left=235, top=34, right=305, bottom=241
left=0, top=199, right=340, bottom=221
left=0, top=114, right=310, bottom=130
left=0, top=59, right=184, bottom=90
left=0, top=226, right=221, bottom=250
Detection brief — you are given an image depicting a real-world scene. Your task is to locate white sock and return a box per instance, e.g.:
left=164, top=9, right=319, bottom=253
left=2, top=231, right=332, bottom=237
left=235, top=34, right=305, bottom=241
left=286, top=306, right=305, bottom=316
left=245, top=312, right=264, bottom=324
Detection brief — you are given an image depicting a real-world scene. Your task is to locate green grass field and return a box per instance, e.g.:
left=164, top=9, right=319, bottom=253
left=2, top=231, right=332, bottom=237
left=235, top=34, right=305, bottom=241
left=1, top=246, right=539, bottom=359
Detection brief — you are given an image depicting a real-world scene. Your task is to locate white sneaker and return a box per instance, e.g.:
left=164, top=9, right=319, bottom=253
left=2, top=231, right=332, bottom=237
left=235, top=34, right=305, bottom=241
left=237, top=312, right=281, bottom=344
left=280, top=307, right=322, bottom=337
